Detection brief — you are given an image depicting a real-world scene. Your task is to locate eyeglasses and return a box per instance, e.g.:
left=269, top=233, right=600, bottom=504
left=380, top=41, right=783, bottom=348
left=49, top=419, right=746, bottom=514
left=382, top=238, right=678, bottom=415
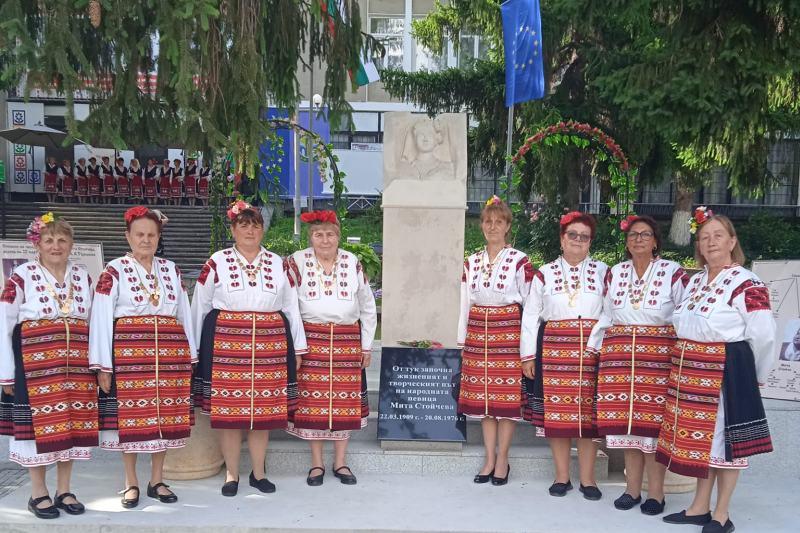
left=565, top=231, right=592, bottom=243
left=627, top=231, right=654, bottom=241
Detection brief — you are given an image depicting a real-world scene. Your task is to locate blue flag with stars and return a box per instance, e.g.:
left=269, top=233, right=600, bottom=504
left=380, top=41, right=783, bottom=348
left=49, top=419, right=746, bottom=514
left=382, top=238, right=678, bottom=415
left=501, top=0, right=545, bottom=106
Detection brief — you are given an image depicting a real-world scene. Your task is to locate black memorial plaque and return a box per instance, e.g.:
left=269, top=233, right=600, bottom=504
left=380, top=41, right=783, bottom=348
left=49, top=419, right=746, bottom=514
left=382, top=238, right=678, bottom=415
left=377, top=347, right=466, bottom=441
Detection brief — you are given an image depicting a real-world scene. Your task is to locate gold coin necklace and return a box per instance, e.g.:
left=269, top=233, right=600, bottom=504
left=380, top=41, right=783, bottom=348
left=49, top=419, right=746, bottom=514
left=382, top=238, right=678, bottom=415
left=233, top=248, right=263, bottom=286
left=628, top=259, right=657, bottom=310
left=37, top=262, right=74, bottom=315
left=560, top=256, right=586, bottom=307
left=129, top=254, right=161, bottom=306
left=315, top=254, right=338, bottom=296
left=481, top=247, right=505, bottom=282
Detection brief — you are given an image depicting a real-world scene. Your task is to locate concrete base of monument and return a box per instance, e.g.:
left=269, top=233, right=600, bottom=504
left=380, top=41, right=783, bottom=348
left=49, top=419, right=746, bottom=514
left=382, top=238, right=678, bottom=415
left=163, top=409, right=224, bottom=481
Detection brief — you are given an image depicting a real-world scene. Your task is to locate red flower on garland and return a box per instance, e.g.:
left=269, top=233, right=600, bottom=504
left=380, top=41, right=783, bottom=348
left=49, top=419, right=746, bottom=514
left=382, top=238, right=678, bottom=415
left=124, top=206, right=150, bottom=224
left=300, top=210, right=339, bottom=226
left=560, top=211, right=583, bottom=228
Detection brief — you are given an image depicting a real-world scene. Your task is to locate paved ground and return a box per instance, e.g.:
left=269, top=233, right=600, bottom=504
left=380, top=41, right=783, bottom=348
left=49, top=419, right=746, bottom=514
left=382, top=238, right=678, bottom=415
left=0, top=459, right=795, bottom=532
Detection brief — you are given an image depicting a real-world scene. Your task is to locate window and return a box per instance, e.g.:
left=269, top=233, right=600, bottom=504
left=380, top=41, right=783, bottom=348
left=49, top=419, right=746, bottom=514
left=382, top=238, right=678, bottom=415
left=370, top=17, right=404, bottom=70
left=458, top=34, right=491, bottom=68
left=414, top=41, right=447, bottom=71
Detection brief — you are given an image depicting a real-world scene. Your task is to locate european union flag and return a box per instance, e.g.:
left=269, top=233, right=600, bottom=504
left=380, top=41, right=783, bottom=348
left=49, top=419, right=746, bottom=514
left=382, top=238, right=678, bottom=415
left=501, top=0, right=545, bottom=106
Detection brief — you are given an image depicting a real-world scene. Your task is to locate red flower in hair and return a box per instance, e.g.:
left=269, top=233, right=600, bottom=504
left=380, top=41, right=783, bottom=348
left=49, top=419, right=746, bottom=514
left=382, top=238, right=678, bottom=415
left=124, top=206, right=150, bottom=224
left=300, top=210, right=339, bottom=225
left=560, top=211, right=583, bottom=227
left=619, top=215, right=638, bottom=232
left=226, top=199, right=253, bottom=221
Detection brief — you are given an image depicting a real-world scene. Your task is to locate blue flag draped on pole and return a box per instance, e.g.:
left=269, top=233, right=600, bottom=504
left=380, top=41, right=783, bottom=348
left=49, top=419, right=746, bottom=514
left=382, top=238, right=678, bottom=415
left=501, top=0, right=545, bottom=106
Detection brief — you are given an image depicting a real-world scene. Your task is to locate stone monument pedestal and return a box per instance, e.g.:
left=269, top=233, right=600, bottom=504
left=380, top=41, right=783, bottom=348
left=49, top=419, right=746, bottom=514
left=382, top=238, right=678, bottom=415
left=641, top=469, right=698, bottom=494
left=164, top=410, right=224, bottom=480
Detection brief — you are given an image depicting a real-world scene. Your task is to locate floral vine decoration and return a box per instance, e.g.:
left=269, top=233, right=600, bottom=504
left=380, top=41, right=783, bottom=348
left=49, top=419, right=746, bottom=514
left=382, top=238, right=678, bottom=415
left=26, top=212, right=58, bottom=244
left=688, top=206, right=713, bottom=235
left=300, top=210, right=339, bottom=226
left=226, top=199, right=253, bottom=221
left=619, top=214, right=639, bottom=232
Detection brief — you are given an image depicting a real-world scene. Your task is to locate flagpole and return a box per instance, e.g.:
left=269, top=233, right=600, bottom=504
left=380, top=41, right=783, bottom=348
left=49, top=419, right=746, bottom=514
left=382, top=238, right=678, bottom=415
left=504, top=104, right=514, bottom=202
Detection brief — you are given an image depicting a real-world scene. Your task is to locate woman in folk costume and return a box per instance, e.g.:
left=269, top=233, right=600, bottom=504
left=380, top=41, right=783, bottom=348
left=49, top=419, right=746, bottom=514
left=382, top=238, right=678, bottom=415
left=89, top=206, right=197, bottom=508
left=521, top=211, right=608, bottom=500
left=170, top=158, right=183, bottom=206
left=114, top=157, right=129, bottom=203
left=74, top=158, right=88, bottom=204
left=184, top=157, right=198, bottom=206
left=158, top=159, right=172, bottom=205
left=191, top=200, right=307, bottom=497
left=457, top=196, right=534, bottom=486
left=284, top=210, right=376, bottom=486
left=197, top=164, right=211, bottom=206
left=587, top=215, right=689, bottom=516
left=100, top=156, right=115, bottom=204
left=44, top=157, right=59, bottom=203
left=659, top=209, right=776, bottom=533
left=128, top=158, right=144, bottom=202
left=0, top=214, right=97, bottom=518
left=143, top=158, right=158, bottom=205
left=59, top=160, right=75, bottom=203
left=87, top=157, right=101, bottom=204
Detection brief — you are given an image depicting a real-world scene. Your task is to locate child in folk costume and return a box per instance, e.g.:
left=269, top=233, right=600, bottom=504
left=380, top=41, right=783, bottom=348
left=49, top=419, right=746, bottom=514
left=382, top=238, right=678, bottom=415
left=521, top=211, right=609, bottom=501
left=87, top=157, right=101, bottom=204
left=114, top=158, right=129, bottom=203
left=197, top=165, right=211, bottom=206
left=659, top=209, right=776, bottom=533
left=143, top=159, right=158, bottom=205
left=74, top=158, right=88, bottom=203
left=100, top=156, right=115, bottom=204
left=191, top=200, right=307, bottom=497
left=170, top=158, right=183, bottom=205
left=128, top=158, right=144, bottom=201
left=1, top=214, right=97, bottom=518
left=587, top=215, right=689, bottom=516
left=59, top=160, right=75, bottom=203
left=457, top=196, right=535, bottom=486
left=184, top=157, right=198, bottom=206
left=89, top=206, right=197, bottom=508
left=158, top=159, right=172, bottom=205
left=44, top=157, right=59, bottom=203
left=284, top=211, right=377, bottom=487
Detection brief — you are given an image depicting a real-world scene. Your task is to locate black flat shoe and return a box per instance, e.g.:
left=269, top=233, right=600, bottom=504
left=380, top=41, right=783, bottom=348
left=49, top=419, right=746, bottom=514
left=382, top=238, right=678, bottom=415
left=702, top=519, right=735, bottom=533
left=221, top=479, right=239, bottom=497
left=119, top=486, right=139, bottom=509
left=28, top=495, right=59, bottom=519
left=548, top=480, right=573, bottom=497
left=147, top=482, right=178, bottom=503
left=641, top=498, right=666, bottom=516
left=333, top=465, right=357, bottom=485
left=307, top=467, right=325, bottom=487
left=579, top=484, right=602, bottom=501
left=249, top=470, right=276, bottom=493
left=614, top=492, right=642, bottom=510
left=473, top=469, right=494, bottom=484
left=491, top=464, right=510, bottom=486
left=54, top=492, right=85, bottom=515
left=663, top=510, right=713, bottom=525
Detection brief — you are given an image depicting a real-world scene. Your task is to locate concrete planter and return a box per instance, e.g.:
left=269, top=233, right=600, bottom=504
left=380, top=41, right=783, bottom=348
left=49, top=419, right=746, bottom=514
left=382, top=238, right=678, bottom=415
left=164, top=409, right=223, bottom=480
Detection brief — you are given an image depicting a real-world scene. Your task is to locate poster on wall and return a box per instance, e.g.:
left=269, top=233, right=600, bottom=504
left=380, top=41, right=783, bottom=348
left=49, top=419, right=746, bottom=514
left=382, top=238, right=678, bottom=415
left=0, top=240, right=105, bottom=286
left=752, top=260, right=800, bottom=402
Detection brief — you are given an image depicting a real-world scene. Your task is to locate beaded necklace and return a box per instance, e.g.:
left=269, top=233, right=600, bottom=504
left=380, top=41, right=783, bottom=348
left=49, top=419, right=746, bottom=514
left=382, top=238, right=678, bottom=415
left=233, top=247, right=263, bottom=286
left=314, top=253, right=338, bottom=296
left=686, top=264, right=739, bottom=311
left=481, top=247, right=506, bottom=282
left=627, top=259, right=658, bottom=310
left=128, top=253, right=161, bottom=306
left=37, top=261, right=74, bottom=315
left=560, top=256, right=586, bottom=307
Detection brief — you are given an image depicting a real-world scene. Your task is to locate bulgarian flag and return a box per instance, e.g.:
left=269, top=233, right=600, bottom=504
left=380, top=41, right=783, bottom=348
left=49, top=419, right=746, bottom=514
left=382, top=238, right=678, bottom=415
left=321, top=0, right=380, bottom=86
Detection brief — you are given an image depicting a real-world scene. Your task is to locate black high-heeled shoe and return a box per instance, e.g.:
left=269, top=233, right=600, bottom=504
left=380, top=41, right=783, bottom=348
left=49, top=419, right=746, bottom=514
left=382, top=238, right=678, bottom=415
left=473, top=469, right=495, bottom=484
left=491, top=464, right=510, bottom=486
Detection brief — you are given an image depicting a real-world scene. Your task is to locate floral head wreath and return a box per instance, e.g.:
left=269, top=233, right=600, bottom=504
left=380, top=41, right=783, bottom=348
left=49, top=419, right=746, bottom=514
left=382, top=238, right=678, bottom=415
left=688, top=206, right=713, bottom=235
left=485, top=195, right=503, bottom=207
left=300, top=210, right=339, bottom=226
left=26, top=212, right=58, bottom=244
left=226, top=199, right=254, bottom=221
left=559, top=210, right=583, bottom=228
left=124, top=206, right=151, bottom=225
left=619, top=214, right=639, bottom=232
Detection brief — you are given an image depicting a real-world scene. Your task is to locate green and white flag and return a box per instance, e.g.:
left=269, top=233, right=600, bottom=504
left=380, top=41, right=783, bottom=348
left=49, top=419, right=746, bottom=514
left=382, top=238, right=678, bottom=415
left=322, top=0, right=380, bottom=86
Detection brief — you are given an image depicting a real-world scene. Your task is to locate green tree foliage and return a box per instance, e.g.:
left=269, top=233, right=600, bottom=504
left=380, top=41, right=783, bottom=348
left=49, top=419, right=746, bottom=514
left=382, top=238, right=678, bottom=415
left=0, top=0, right=380, bottom=171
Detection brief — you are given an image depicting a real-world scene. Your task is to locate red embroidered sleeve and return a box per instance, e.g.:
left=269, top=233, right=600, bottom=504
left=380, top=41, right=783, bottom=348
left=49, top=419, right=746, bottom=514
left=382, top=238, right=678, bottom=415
left=197, top=258, right=218, bottom=286
left=1, top=273, right=23, bottom=304
left=672, top=268, right=690, bottom=288
left=95, top=266, right=118, bottom=296
left=284, top=256, right=301, bottom=288
left=517, top=257, right=535, bottom=283
left=603, top=269, right=613, bottom=296
left=729, top=279, right=772, bottom=312
left=534, top=269, right=545, bottom=284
